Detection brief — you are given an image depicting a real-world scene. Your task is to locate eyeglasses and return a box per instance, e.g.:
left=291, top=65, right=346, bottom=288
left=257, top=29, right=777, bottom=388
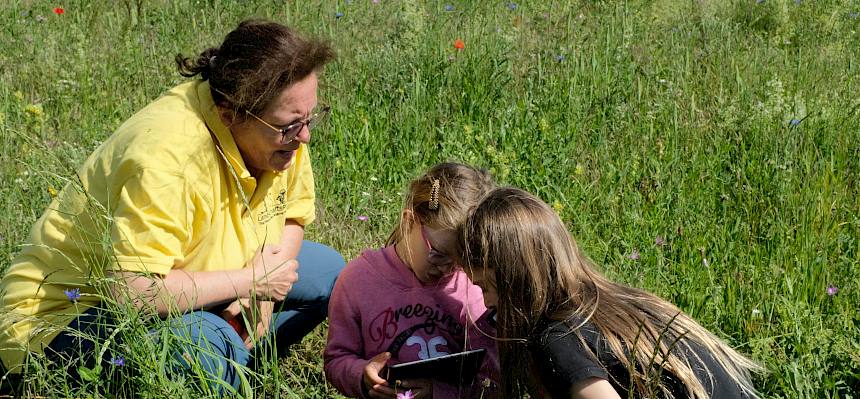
left=245, top=105, right=331, bottom=144
left=420, top=225, right=455, bottom=272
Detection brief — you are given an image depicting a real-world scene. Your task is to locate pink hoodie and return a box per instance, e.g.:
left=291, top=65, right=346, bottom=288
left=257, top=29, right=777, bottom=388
left=325, top=246, right=499, bottom=398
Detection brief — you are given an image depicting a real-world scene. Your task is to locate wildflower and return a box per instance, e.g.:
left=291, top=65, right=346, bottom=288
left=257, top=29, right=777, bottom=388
left=453, top=39, right=465, bottom=50
left=628, top=250, right=640, bottom=261
left=356, top=215, right=369, bottom=222
left=751, top=308, right=761, bottom=316
left=552, top=200, right=564, bottom=214
left=789, top=118, right=801, bottom=127
left=655, top=236, right=665, bottom=247
left=14, top=91, right=24, bottom=102
left=372, top=0, right=380, bottom=3
left=574, top=163, right=585, bottom=176
left=826, top=285, right=839, bottom=296
left=397, top=390, right=416, bottom=399
left=335, top=11, right=344, bottom=18
left=555, top=54, right=566, bottom=62
left=53, top=7, right=64, bottom=15
left=64, top=288, right=81, bottom=303
left=448, top=55, right=455, bottom=62
left=36, top=15, right=47, bottom=22
left=702, top=257, right=709, bottom=267
left=111, top=355, right=126, bottom=367
left=507, top=3, right=518, bottom=10
left=849, top=12, right=859, bottom=19
left=24, top=104, right=44, bottom=119
left=47, top=187, right=58, bottom=198
left=445, top=4, right=454, bottom=11
left=756, top=0, right=765, bottom=4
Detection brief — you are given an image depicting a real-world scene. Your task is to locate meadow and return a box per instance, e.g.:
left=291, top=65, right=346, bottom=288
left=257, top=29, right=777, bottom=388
left=1, top=0, right=858, bottom=397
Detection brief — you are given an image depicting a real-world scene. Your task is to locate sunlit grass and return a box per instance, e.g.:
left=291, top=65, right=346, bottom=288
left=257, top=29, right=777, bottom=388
left=1, top=0, right=858, bottom=397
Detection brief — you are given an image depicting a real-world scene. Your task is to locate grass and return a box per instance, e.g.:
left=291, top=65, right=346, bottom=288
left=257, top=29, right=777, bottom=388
left=1, top=0, right=858, bottom=397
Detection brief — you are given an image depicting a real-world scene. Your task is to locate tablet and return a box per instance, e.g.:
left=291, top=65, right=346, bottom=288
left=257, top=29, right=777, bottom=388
left=386, top=348, right=486, bottom=386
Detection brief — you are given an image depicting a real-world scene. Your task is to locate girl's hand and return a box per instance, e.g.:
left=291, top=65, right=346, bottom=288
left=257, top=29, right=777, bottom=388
left=247, top=244, right=298, bottom=301
left=363, top=352, right=396, bottom=398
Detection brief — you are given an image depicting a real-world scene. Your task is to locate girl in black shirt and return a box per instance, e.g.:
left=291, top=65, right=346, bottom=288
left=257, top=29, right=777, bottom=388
left=458, top=187, right=761, bottom=399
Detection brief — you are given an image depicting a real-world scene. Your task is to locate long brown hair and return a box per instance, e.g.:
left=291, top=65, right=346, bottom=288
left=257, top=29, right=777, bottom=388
left=459, top=187, right=761, bottom=398
left=175, top=19, right=335, bottom=115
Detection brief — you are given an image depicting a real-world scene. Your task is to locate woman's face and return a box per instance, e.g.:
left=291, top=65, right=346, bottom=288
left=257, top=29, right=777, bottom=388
left=466, top=267, right=498, bottom=309
left=226, top=72, right=319, bottom=176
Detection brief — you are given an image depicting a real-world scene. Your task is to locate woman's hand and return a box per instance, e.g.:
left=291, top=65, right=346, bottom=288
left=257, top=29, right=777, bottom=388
left=221, top=298, right=275, bottom=349
left=247, top=244, right=299, bottom=301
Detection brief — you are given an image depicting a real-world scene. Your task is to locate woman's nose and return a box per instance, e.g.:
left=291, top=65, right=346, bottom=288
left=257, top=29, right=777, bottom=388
left=295, top=125, right=311, bottom=143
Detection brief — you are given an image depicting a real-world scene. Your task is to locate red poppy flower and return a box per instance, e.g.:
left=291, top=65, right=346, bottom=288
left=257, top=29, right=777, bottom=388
left=53, top=7, right=65, bottom=15
left=453, top=39, right=465, bottom=50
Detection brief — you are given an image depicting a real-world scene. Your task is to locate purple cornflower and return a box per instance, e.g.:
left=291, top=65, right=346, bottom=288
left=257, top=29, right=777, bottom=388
left=335, top=11, right=344, bottom=18
left=356, top=215, right=369, bottom=222
left=507, top=3, right=517, bottom=10
left=628, top=250, right=640, bottom=261
left=111, top=355, right=126, bottom=367
left=655, top=236, right=666, bottom=247
left=445, top=4, right=454, bottom=11
left=789, top=118, right=801, bottom=127
left=849, top=12, right=859, bottom=19
left=64, top=288, right=81, bottom=303
left=397, top=390, right=416, bottom=399
left=826, top=285, right=839, bottom=296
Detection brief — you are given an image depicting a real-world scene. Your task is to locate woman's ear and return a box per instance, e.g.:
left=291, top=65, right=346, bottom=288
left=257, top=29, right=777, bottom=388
left=216, top=106, right=236, bottom=127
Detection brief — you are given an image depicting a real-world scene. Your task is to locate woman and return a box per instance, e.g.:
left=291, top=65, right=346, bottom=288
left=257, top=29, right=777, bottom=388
left=0, top=19, right=344, bottom=392
left=458, top=187, right=761, bottom=398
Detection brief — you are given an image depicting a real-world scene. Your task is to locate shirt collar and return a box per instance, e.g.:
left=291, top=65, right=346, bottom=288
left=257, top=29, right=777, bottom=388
left=196, top=80, right=260, bottom=195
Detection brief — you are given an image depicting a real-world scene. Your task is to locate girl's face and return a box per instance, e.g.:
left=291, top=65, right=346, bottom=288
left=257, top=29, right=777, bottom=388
left=401, top=218, right=458, bottom=283
left=466, top=267, right=498, bottom=309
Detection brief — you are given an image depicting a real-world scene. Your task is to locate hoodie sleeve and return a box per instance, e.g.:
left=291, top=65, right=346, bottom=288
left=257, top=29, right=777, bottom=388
left=324, top=257, right=371, bottom=398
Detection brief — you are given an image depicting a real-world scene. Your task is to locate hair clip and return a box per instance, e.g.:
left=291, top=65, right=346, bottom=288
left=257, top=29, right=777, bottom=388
left=428, top=178, right=440, bottom=210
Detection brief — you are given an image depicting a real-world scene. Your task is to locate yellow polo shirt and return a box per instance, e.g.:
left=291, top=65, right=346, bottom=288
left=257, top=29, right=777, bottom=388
left=0, top=80, right=315, bottom=372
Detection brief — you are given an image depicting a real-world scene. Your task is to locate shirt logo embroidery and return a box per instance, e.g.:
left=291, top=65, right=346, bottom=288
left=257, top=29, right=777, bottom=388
left=257, top=189, right=288, bottom=224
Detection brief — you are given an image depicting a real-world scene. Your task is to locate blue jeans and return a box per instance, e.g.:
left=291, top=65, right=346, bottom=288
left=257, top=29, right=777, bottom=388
left=42, top=240, right=344, bottom=393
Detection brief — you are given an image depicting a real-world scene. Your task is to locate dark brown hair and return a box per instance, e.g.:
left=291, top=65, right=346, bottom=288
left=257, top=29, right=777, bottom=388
left=175, top=19, right=335, bottom=115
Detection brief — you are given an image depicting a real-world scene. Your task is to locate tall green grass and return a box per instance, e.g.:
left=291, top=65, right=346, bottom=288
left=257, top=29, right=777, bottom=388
left=1, top=0, right=858, bottom=397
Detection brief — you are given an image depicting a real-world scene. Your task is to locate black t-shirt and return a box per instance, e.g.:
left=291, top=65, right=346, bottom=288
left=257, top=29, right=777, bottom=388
left=530, top=320, right=751, bottom=399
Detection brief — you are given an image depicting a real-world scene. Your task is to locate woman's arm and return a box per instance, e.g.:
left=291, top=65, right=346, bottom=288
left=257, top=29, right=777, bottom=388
left=112, top=243, right=298, bottom=316
left=570, top=378, right=622, bottom=399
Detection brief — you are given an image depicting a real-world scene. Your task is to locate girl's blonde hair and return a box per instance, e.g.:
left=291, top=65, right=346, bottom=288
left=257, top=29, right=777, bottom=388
left=387, top=163, right=494, bottom=246
left=459, top=187, right=762, bottom=399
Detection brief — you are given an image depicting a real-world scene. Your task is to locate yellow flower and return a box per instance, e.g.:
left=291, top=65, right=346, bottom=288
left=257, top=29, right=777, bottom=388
left=539, top=118, right=550, bottom=133
left=464, top=124, right=473, bottom=135
left=575, top=163, right=585, bottom=176
left=14, top=91, right=24, bottom=102
left=552, top=200, right=564, bottom=214
left=47, top=187, right=58, bottom=198
left=24, top=104, right=44, bottom=119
